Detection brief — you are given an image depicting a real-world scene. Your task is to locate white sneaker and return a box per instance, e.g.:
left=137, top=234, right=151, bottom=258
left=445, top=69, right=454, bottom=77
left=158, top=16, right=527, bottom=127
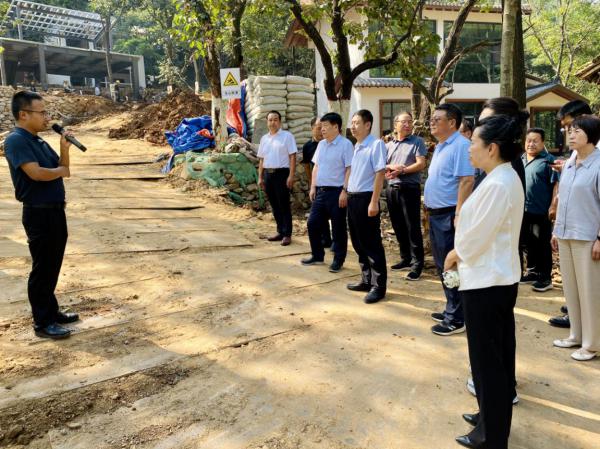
left=553, top=338, right=581, bottom=348
left=467, top=377, right=519, bottom=404
left=571, top=348, right=598, bottom=361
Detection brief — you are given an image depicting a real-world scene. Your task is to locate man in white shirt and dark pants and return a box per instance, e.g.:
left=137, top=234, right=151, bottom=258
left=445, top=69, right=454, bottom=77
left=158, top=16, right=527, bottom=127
left=257, top=111, right=297, bottom=246
left=346, top=109, right=388, bottom=303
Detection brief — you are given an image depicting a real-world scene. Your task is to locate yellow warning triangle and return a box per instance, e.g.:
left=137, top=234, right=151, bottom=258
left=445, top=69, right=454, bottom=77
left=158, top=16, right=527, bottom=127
left=223, top=72, right=238, bottom=87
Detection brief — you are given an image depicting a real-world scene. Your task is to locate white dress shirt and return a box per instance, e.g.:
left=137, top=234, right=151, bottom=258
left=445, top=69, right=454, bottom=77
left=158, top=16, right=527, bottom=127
left=257, top=129, right=297, bottom=168
left=455, top=163, right=524, bottom=291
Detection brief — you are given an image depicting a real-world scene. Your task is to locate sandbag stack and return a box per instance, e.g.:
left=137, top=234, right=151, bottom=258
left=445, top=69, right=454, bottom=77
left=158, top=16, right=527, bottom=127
left=244, top=75, right=315, bottom=147
left=245, top=75, right=288, bottom=139
left=285, top=75, right=315, bottom=149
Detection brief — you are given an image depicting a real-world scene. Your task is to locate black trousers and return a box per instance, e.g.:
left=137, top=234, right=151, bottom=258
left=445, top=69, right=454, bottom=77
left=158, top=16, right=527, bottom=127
left=520, top=212, right=553, bottom=281
left=264, top=168, right=292, bottom=237
left=461, top=283, right=518, bottom=449
left=307, top=187, right=347, bottom=263
left=385, top=183, right=424, bottom=272
left=348, top=192, right=387, bottom=290
left=22, top=207, right=68, bottom=327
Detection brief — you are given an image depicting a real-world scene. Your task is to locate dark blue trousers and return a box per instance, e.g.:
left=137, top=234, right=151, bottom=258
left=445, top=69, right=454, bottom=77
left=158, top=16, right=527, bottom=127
left=264, top=168, right=292, bottom=237
left=307, top=187, right=347, bottom=262
left=428, top=210, right=463, bottom=324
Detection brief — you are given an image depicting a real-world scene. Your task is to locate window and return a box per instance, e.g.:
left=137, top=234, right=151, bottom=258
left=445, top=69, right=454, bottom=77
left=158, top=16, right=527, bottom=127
left=452, top=101, right=484, bottom=122
left=370, top=20, right=437, bottom=78
left=380, top=100, right=411, bottom=136
left=443, top=21, right=501, bottom=83
left=531, top=108, right=562, bottom=153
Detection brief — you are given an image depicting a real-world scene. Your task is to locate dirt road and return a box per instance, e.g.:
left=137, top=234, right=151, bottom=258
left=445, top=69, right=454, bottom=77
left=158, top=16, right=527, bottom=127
left=1, top=116, right=598, bottom=449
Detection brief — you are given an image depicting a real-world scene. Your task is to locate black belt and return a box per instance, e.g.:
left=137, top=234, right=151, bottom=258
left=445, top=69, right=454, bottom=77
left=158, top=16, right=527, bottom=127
left=389, top=183, right=419, bottom=189
left=426, top=206, right=455, bottom=216
left=347, top=191, right=372, bottom=197
left=317, top=186, right=343, bottom=192
left=264, top=168, right=289, bottom=174
left=23, top=202, right=66, bottom=209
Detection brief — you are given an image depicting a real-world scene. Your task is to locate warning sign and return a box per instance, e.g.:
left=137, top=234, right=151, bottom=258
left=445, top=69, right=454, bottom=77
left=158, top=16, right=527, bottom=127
left=220, top=68, right=241, bottom=100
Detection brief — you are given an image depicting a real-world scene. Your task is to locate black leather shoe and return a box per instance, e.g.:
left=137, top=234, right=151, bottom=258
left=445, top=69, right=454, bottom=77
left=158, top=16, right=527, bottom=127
left=364, top=288, right=386, bottom=304
left=455, top=435, right=482, bottom=448
left=267, top=234, right=283, bottom=242
left=34, top=323, right=71, bottom=339
left=347, top=282, right=371, bottom=292
left=56, top=311, right=80, bottom=324
left=560, top=305, right=568, bottom=314
left=549, top=314, right=570, bottom=328
left=462, top=413, right=479, bottom=427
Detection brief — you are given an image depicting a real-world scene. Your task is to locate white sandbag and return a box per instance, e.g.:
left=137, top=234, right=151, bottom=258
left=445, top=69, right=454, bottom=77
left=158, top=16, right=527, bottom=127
left=290, top=125, right=312, bottom=134
left=286, top=75, right=313, bottom=86
left=255, top=88, right=287, bottom=97
left=286, top=105, right=314, bottom=113
left=252, top=95, right=287, bottom=105
left=286, top=84, right=313, bottom=93
left=249, top=104, right=287, bottom=115
left=254, top=83, right=287, bottom=91
left=255, top=75, right=286, bottom=84
left=287, top=91, right=314, bottom=100
left=287, top=117, right=313, bottom=128
left=287, top=112, right=315, bottom=120
left=291, top=132, right=313, bottom=141
left=287, top=100, right=315, bottom=108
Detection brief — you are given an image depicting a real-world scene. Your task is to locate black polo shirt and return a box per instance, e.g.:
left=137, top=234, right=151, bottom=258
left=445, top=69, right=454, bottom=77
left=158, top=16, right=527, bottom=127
left=302, top=139, right=319, bottom=166
left=4, top=127, right=65, bottom=204
left=521, top=149, right=559, bottom=215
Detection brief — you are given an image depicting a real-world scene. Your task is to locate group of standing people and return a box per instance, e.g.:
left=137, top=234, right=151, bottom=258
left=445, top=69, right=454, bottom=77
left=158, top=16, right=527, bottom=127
left=256, top=98, right=600, bottom=449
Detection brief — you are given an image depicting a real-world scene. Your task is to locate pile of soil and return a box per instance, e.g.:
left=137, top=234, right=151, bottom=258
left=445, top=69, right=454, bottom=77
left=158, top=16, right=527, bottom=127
left=108, top=90, right=211, bottom=145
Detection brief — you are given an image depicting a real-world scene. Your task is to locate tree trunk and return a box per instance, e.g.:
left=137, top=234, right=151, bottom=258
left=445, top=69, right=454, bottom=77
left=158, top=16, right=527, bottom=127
left=327, top=99, right=351, bottom=136
left=512, top=5, right=527, bottom=108
left=211, top=96, right=229, bottom=147
left=231, top=0, right=247, bottom=79
left=103, top=14, right=113, bottom=84
left=192, top=57, right=201, bottom=95
left=500, top=0, right=518, bottom=99
left=204, top=38, right=227, bottom=146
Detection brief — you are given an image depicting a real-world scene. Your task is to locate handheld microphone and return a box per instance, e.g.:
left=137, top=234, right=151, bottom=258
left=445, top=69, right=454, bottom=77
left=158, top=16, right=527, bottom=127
left=51, top=124, right=87, bottom=152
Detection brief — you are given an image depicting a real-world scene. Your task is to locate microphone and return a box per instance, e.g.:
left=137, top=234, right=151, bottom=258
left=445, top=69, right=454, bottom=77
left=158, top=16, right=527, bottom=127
left=51, top=124, right=87, bottom=152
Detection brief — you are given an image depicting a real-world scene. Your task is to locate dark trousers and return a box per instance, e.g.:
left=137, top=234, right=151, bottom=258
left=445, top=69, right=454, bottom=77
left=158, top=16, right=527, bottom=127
left=348, top=192, right=387, bottom=290
left=307, top=187, right=347, bottom=263
left=385, top=183, right=424, bottom=272
left=461, top=283, right=518, bottom=449
left=264, top=168, right=292, bottom=237
left=22, top=207, right=68, bottom=327
left=428, top=210, right=463, bottom=323
left=520, top=212, right=553, bottom=281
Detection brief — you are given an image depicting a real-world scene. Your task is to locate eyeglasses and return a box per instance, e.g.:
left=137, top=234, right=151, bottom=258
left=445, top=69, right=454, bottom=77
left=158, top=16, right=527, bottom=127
left=394, top=120, right=413, bottom=124
left=22, top=110, right=50, bottom=116
left=430, top=117, right=447, bottom=124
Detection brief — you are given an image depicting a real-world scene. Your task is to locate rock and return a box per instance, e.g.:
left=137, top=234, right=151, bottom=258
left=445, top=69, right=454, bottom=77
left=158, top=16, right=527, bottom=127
left=234, top=188, right=244, bottom=194
left=67, top=422, right=82, bottom=430
left=191, top=162, right=204, bottom=171
left=111, top=393, right=121, bottom=400
left=246, top=183, right=258, bottom=192
left=6, top=425, right=23, bottom=440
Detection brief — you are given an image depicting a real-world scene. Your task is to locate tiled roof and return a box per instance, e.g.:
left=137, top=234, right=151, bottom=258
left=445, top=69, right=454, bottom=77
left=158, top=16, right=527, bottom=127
left=526, top=79, right=587, bottom=102
left=353, top=77, right=450, bottom=89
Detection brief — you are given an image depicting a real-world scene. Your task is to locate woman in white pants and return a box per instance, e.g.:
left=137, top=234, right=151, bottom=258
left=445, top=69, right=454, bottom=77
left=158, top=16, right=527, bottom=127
left=551, top=114, right=600, bottom=361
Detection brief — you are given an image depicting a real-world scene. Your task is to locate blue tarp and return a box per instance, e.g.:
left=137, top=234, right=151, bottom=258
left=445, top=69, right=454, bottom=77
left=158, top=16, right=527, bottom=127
left=165, top=115, right=216, bottom=154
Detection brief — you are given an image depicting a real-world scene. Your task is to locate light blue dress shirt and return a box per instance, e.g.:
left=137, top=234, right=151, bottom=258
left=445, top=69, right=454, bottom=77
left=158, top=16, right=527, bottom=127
left=347, top=134, right=387, bottom=193
left=553, top=149, right=600, bottom=241
left=424, top=131, right=474, bottom=209
left=312, top=134, right=354, bottom=187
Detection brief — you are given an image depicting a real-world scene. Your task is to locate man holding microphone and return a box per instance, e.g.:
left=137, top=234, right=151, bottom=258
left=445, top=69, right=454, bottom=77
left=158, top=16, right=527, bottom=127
left=4, top=91, right=79, bottom=339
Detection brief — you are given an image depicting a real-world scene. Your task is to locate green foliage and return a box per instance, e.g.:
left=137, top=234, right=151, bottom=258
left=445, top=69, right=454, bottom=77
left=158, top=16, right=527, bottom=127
left=525, top=0, right=600, bottom=108
left=241, top=2, right=314, bottom=77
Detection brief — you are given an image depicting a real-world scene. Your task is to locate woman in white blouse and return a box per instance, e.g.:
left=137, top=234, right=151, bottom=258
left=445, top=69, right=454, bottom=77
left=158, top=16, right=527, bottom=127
left=551, top=114, right=600, bottom=361
left=444, top=114, right=526, bottom=449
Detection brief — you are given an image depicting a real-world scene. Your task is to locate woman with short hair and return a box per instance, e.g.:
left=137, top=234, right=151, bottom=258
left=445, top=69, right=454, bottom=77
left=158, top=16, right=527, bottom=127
left=551, top=114, right=600, bottom=361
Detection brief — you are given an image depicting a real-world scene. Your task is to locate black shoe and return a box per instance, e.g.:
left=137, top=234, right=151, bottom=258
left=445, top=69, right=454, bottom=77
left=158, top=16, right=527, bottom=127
left=549, top=314, right=570, bottom=328
left=329, top=260, right=343, bottom=273
left=432, top=320, right=465, bottom=336
left=347, top=282, right=372, bottom=292
left=405, top=271, right=421, bottom=281
left=455, top=435, right=483, bottom=449
left=391, top=260, right=411, bottom=271
left=34, top=323, right=71, bottom=339
left=364, top=288, right=386, bottom=304
left=462, top=413, right=479, bottom=427
left=267, top=234, right=283, bottom=242
left=431, top=312, right=445, bottom=323
left=560, top=305, right=568, bottom=314
left=301, top=256, right=324, bottom=266
left=532, top=279, right=553, bottom=292
left=56, top=311, right=80, bottom=324
left=520, top=272, right=539, bottom=284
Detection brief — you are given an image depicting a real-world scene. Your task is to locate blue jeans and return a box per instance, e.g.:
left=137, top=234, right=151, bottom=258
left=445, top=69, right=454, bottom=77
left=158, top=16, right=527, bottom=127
left=429, top=210, right=463, bottom=324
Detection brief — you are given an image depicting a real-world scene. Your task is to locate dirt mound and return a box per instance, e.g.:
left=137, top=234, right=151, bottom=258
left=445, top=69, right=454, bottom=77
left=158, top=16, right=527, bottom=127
left=108, top=90, right=211, bottom=145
